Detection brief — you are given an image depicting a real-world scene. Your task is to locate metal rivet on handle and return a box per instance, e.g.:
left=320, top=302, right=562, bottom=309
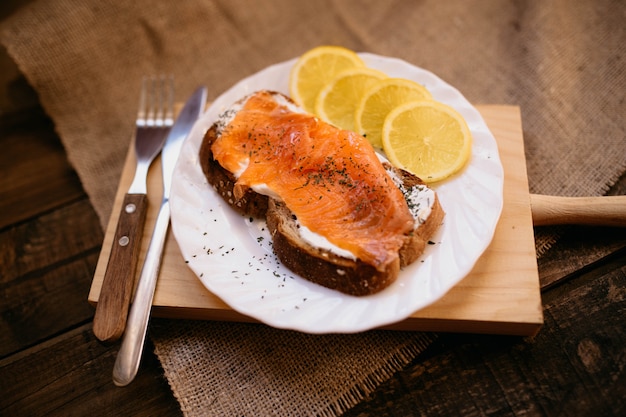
left=125, top=203, right=136, bottom=214
left=119, top=236, right=130, bottom=246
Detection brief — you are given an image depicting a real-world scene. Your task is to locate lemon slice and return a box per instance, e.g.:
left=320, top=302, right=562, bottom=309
left=382, top=100, right=472, bottom=183
left=289, top=46, right=365, bottom=114
left=314, top=68, right=387, bottom=131
left=355, top=78, right=432, bottom=149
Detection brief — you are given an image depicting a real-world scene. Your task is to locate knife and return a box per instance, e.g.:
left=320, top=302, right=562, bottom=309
left=112, top=85, right=207, bottom=387
left=93, top=76, right=173, bottom=343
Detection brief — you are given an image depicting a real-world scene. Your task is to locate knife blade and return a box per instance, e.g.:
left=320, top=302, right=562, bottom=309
left=112, top=85, right=207, bottom=387
left=93, top=76, right=173, bottom=343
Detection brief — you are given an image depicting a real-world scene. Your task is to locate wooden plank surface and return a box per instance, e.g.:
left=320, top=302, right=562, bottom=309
left=0, top=110, right=182, bottom=415
left=0, top=324, right=181, bottom=417
left=88, top=105, right=543, bottom=335
left=0, top=121, right=85, bottom=229
left=344, top=251, right=626, bottom=417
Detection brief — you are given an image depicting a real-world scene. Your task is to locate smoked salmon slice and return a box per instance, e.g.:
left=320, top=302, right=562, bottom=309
left=211, top=90, right=414, bottom=270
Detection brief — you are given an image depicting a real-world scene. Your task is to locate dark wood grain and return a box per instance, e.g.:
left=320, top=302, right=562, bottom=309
left=0, top=58, right=182, bottom=413
left=0, top=120, right=85, bottom=229
left=345, top=255, right=626, bottom=416
left=0, top=117, right=182, bottom=415
left=538, top=225, right=626, bottom=290
left=0, top=324, right=181, bottom=417
left=94, top=193, right=148, bottom=343
left=538, top=175, right=626, bottom=290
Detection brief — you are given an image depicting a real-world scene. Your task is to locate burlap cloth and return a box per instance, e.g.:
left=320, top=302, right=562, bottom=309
left=2, top=0, right=624, bottom=415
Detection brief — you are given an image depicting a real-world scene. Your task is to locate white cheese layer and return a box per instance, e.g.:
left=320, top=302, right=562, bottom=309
left=385, top=167, right=435, bottom=228
left=296, top=223, right=357, bottom=260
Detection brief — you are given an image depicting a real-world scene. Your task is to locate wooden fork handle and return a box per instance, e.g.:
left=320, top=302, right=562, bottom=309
left=530, top=194, right=626, bottom=227
left=93, top=193, right=148, bottom=342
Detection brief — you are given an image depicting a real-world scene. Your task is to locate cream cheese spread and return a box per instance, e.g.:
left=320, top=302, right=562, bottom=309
left=386, top=168, right=435, bottom=227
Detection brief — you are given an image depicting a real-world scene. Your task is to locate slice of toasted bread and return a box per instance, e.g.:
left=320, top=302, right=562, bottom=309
left=266, top=198, right=400, bottom=295
left=199, top=91, right=444, bottom=295
left=265, top=163, right=444, bottom=295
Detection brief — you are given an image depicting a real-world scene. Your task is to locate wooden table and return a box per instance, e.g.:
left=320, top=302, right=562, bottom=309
left=2, top=63, right=626, bottom=416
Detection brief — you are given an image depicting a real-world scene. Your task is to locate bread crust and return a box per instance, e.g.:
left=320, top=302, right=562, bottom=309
left=266, top=199, right=399, bottom=295
left=199, top=124, right=268, bottom=218
left=199, top=91, right=445, bottom=295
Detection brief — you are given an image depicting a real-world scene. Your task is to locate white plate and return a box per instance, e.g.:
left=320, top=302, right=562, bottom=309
left=170, top=53, right=504, bottom=334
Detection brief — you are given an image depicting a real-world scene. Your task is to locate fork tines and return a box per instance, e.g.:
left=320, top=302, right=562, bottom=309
left=137, top=75, right=175, bottom=128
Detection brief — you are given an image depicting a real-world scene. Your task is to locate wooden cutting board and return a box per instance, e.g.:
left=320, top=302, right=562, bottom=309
left=88, top=105, right=543, bottom=336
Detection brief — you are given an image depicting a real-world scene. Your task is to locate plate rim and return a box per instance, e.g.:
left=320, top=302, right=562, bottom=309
left=169, top=53, right=505, bottom=334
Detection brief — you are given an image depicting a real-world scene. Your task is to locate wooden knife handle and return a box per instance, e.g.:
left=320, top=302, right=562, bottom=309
left=530, top=194, right=626, bottom=227
left=93, top=193, right=148, bottom=342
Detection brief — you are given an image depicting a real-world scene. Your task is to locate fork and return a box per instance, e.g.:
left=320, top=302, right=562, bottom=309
left=93, top=75, right=174, bottom=343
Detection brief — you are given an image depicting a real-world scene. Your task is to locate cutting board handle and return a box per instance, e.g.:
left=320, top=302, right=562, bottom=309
left=530, top=194, right=626, bottom=227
